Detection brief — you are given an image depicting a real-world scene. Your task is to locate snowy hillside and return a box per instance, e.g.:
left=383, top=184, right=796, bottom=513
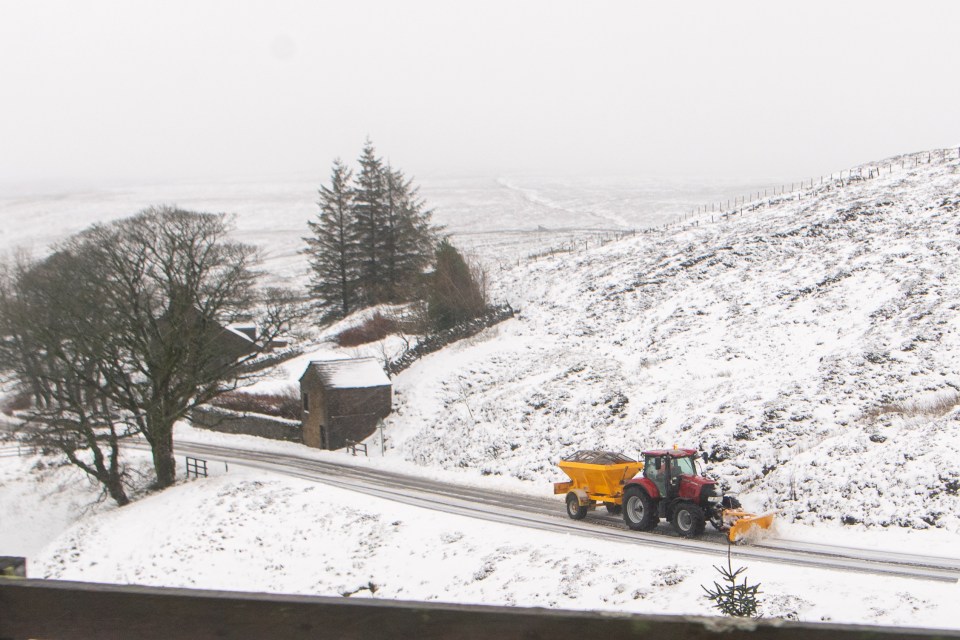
left=388, top=150, right=960, bottom=533
left=4, top=150, right=960, bottom=628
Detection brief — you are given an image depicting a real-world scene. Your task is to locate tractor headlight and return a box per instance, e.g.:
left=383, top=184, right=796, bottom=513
left=707, top=495, right=722, bottom=503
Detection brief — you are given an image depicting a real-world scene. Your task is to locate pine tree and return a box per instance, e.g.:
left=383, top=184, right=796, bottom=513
left=382, top=166, right=439, bottom=302
left=304, top=139, right=442, bottom=316
left=303, top=159, right=357, bottom=318
left=353, top=139, right=387, bottom=305
left=702, top=543, right=762, bottom=617
left=381, top=166, right=403, bottom=302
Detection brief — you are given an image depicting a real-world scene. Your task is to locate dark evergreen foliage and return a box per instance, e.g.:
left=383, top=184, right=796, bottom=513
left=303, top=159, right=357, bottom=318
left=382, top=166, right=437, bottom=302
left=702, top=543, right=762, bottom=617
left=304, top=140, right=440, bottom=315
left=353, top=139, right=388, bottom=305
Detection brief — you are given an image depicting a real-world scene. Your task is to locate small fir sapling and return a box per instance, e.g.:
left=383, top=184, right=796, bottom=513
left=702, top=542, right=762, bottom=617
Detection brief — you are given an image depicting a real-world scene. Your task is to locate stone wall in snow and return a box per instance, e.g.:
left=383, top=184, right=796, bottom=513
left=190, top=405, right=302, bottom=443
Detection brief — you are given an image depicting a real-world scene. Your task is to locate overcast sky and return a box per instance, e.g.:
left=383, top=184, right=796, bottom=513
left=1, top=1, right=958, bottom=192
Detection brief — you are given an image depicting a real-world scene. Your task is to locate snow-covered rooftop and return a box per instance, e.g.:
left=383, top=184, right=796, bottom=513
left=303, top=357, right=391, bottom=389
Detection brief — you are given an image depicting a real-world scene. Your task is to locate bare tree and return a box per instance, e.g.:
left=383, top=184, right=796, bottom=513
left=0, top=207, right=302, bottom=498
left=0, top=252, right=134, bottom=504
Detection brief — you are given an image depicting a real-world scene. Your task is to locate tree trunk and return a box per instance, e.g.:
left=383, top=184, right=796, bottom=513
left=105, top=473, right=130, bottom=506
left=151, top=426, right=177, bottom=488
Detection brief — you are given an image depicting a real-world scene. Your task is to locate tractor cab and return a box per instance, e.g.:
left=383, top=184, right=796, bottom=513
left=641, top=448, right=713, bottom=502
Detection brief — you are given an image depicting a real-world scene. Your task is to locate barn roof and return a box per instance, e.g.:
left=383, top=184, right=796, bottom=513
left=301, top=357, right=391, bottom=389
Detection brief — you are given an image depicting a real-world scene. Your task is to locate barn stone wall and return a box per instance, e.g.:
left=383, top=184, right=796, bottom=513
left=190, top=405, right=302, bottom=443
left=326, top=386, right=392, bottom=421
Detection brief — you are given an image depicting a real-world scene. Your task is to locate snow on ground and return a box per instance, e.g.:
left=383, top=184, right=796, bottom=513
left=0, top=448, right=156, bottom=558
left=4, top=451, right=957, bottom=628
left=380, top=150, right=960, bottom=537
left=3, top=152, right=960, bottom=626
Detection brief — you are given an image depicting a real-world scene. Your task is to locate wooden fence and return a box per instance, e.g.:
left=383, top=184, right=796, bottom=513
left=1, top=579, right=957, bottom=640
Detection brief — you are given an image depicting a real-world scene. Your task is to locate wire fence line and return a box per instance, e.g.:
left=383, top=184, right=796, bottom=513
left=521, top=228, right=638, bottom=264
left=671, top=146, right=960, bottom=229
left=519, top=147, right=958, bottom=262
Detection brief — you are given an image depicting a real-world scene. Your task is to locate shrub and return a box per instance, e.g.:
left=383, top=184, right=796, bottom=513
left=863, top=390, right=960, bottom=421
left=1, top=390, right=32, bottom=416
left=427, top=240, right=487, bottom=331
left=334, top=312, right=399, bottom=347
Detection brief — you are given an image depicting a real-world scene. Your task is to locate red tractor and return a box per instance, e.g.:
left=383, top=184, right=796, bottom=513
left=555, top=448, right=773, bottom=541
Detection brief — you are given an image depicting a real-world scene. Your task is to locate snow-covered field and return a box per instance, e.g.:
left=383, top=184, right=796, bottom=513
left=4, top=451, right=958, bottom=627
left=2, top=152, right=960, bottom=627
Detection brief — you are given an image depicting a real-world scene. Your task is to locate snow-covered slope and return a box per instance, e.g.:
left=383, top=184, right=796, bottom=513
left=4, top=150, right=960, bottom=627
left=17, top=456, right=956, bottom=626
left=389, top=150, right=960, bottom=533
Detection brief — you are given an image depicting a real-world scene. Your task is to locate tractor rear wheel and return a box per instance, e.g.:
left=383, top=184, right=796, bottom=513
left=566, top=492, right=588, bottom=520
left=672, top=502, right=706, bottom=538
left=622, top=488, right=658, bottom=531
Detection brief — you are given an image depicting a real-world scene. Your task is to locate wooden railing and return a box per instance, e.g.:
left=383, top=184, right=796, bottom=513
left=1, top=579, right=957, bottom=640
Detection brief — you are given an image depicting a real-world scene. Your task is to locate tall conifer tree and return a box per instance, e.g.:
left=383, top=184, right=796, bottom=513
left=387, top=167, right=437, bottom=300
left=382, top=165, right=402, bottom=302
left=303, top=139, right=442, bottom=315
left=353, top=139, right=387, bottom=304
left=303, top=159, right=357, bottom=317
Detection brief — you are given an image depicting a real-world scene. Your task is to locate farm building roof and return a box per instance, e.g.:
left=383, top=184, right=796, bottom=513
left=301, top=357, right=391, bottom=389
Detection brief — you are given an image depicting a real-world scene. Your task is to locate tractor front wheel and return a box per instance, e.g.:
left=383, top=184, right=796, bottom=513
left=566, top=492, right=588, bottom=520
left=672, top=502, right=706, bottom=538
left=622, top=488, right=658, bottom=531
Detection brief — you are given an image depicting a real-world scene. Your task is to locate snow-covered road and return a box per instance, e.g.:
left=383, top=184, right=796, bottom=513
left=154, top=439, right=960, bottom=584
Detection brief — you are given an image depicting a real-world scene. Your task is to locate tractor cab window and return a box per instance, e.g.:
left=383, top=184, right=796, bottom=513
left=644, top=454, right=667, bottom=495
left=672, top=455, right=695, bottom=477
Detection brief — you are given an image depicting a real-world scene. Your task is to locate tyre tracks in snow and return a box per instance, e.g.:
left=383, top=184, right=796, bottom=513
left=144, top=439, right=960, bottom=583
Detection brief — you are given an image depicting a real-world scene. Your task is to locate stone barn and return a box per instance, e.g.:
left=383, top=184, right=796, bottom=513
left=299, top=357, right=392, bottom=450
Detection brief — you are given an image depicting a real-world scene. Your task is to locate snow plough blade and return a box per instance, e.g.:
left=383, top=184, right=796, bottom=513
left=725, top=510, right=776, bottom=543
